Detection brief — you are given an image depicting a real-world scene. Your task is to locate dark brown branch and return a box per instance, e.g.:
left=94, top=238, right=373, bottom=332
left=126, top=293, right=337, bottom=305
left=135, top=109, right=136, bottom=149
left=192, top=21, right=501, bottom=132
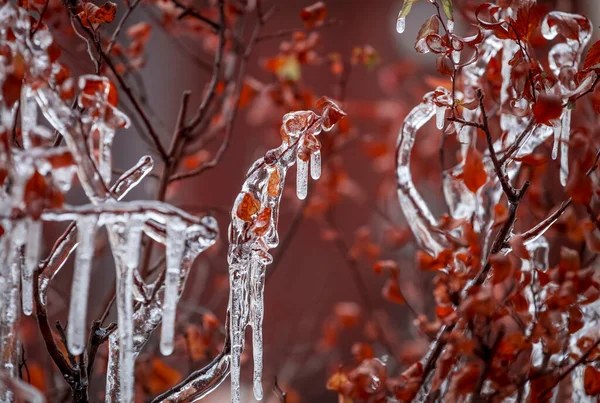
left=171, top=0, right=220, bottom=31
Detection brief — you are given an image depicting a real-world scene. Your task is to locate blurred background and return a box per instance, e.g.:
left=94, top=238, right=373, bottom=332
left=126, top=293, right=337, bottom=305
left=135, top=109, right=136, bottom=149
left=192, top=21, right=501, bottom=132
left=21, top=0, right=600, bottom=401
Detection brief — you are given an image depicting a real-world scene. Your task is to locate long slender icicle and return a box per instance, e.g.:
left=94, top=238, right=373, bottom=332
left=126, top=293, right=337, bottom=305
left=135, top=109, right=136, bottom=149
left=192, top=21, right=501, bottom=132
left=161, top=217, right=187, bottom=356
left=296, top=156, right=308, bottom=200
left=310, top=150, right=321, bottom=180
left=250, top=257, right=266, bottom=400
left=115, top=219, right=142, bottom=403
left=67, top=215, right=98, bottom=354
left=22, top=219, right=41, bottom=316
left=559, top=109, right=571, bottom=186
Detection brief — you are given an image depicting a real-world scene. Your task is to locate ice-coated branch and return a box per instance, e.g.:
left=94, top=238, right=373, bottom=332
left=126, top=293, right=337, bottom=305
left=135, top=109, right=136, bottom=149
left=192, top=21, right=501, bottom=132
left=152, top=99, right=345, bottom=403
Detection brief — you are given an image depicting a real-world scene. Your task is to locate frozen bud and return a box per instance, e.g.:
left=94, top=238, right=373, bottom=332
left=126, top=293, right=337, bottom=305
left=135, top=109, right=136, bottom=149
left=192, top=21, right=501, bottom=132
left=282, top=110, right=318, bottom=137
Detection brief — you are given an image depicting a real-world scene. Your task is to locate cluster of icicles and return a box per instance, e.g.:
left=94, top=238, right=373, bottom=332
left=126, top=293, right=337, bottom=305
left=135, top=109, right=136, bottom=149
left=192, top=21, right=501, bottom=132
left=396, top=5, right=598, bottom=402
left=148, top=101, right=344, bottom=403
left=226, top=100, right=344, bottom=403
left=0, top=4, right=219, bottom=403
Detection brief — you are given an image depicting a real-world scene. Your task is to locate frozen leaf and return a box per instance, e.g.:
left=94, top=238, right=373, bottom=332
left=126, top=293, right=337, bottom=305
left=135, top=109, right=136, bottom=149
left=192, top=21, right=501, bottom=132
left=415, top=15, right=440, bottom=54
left=78, top=1, right=117, bottom=29
left=235, top=192, right=261, bottom=222
left=463, top=147, right=487, bottom=193
left=300, top=1, right=326, bottom=29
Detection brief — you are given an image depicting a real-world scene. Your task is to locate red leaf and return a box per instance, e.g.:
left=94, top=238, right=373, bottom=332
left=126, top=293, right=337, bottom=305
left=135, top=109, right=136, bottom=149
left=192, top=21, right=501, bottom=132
left=333, top=302, right=361, bottom=328
left=585, top=40, right=600, bottom=69
left=511, top=0, right=543, bottom=41
left=300, top=2, right=326, bottom=29
left=235, top=192, right=261, bottom=222
left=463, top=147, right=487, bottom=193
left=415, top=15, right=440, bottom=54
left=532, top=94, right=563, bottom=125
left=382, top=276, right=405, bottom=304
left=566, top=164, right=593, bottom=205
left=436, top=54, right=454, bottom=77
left=24, top=171, right=48, bottom=219
left=78, top=2, right=117, bottom=29
left=584, top=366, right=600, bottom=396
left=490, top=254, right=513, bottom=284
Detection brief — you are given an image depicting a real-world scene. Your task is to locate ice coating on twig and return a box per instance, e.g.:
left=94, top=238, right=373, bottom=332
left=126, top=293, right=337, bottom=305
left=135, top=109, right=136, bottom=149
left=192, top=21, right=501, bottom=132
left=396, top=91, right=448, bottom=256
left=227, top=98, right=345, bottom=402
left=67, top=215, right=98, bottom=355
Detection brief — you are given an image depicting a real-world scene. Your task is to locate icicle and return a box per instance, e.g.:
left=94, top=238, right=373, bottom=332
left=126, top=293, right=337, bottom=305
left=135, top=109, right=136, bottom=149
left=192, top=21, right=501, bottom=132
left=160, top=217, right=187, bottom=356
left=113, top=156, right=154, bottom=198
left=296, top=156, right=308, bottom=200
left=451, top=50, right=460, bottom=64
left=115, top=219, right=143, bottom=403
left=228, top=265, right=246, bottom=403
left=21, top=219, right=41, bottom=316
left=98, top=125, right=115, bottom=185
left=559, top=109, right=571, bottom=186
left=20, top=86, right=38, bottom=149
left=552, top=121, right=561, bottom=160
left=67, top=215, right=97, bottom=355
left=396, top=16, right=406, bottom=34
left=310, top=150, right=321, bottom=180
left=435, top=105, right=446, bottom=130
left=250, top=256, right=266, bottom=401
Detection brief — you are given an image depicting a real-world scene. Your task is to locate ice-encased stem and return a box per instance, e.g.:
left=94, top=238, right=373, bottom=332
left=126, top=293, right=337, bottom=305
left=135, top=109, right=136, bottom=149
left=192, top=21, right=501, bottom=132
left=396, top=95, right=447, bottom=256
left=22, top=219, right=41, bottom=316
left=160, top=217, right=187, bottom=356
left=67, top=215, right=98, bottom=354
